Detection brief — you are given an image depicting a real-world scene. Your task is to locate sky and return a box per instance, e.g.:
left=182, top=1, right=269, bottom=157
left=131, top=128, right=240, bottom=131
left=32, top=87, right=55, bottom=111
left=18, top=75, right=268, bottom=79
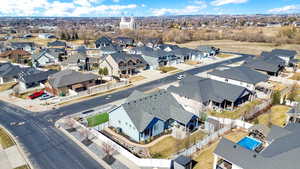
left=0, top=0, right=299, bottom=17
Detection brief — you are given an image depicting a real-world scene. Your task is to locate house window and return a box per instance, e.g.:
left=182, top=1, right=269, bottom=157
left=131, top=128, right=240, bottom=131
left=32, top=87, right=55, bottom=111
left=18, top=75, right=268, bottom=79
left=225, top=79, right=228, bottom=82
left=118, top=120, right=121, bottom=124
left=125, top=122, right=128, bottom=126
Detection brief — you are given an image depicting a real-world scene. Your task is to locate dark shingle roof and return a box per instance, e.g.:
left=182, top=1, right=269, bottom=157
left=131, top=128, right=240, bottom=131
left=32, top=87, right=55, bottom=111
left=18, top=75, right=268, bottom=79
left=121, top=89, right=194, bottom=132
left=243, top=55, right=285, bottom=73
left=168, top=75, right=251, bottom=103
left=48, top=69, right=98, bottom=88
left=0, top=62, right=24, bottom=78
left=174, top=155, right=192, bottom=166
left=271, top=49, right=297, bottom=58
left=208, top=66, right=269, bottom=84
left=110, top=52, right=147, bottom=64
left=18, top=69, right=57, bottom=84
left=47, top=40, right=66, bottom=47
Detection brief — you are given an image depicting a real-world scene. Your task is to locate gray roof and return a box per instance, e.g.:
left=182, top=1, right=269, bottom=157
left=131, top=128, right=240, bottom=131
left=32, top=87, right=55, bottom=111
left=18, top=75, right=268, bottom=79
left=168, top=75, right=251, bottom=103
left=18, top=69, right=57, bottom=84
left=208, top=66, right=269, bottom=84
left=120, top=89, right=195, bottom=132
left=214, top=123, right=300, bottom=169
left=174, top=155, right=192, bottom=166
left=271, top=49, right=297, bottom=58
left=243, top=55, right=285, bottom=73
left=110, top=52, right=147, bottom=64
left=47, top=40, right=66, bottom=47
left=48, top=69, right=98, bottom=88
left=0, top=62, right=24, bottom=78
left=287, top=102, right=300, bottom=115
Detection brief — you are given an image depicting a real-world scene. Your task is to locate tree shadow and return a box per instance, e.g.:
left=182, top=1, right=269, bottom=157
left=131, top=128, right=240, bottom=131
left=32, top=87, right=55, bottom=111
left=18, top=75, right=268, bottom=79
left=103, top=155, right=116, bottom=165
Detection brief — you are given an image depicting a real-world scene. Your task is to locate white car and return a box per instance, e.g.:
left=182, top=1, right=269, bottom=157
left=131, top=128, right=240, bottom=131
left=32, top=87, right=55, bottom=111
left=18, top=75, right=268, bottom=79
left=177, top=74, right=185, bottom=80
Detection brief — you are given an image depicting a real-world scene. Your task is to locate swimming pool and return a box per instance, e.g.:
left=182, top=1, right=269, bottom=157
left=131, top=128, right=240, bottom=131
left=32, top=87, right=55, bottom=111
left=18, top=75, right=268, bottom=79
left=237, top=136, right=262, bottom=151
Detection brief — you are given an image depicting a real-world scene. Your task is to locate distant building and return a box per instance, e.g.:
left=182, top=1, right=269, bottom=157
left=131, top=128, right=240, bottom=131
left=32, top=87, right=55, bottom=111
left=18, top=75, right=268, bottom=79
left=119, top=16, right=136, bottom=30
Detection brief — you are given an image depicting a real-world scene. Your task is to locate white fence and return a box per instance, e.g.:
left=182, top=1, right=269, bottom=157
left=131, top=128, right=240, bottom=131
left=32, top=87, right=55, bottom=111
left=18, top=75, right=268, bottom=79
left=208, top=116, right=253, bottom=129
left=72, top=120, right=172, bottom=168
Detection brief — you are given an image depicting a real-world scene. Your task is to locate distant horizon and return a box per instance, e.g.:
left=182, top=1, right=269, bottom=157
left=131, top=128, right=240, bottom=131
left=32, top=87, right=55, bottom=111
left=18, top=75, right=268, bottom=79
left=1, top=0, right=300, bottom=17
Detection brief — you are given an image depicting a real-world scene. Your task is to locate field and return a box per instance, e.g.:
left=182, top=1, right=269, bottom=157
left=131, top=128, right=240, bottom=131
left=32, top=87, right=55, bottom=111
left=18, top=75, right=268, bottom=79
left=148, top=130, right=207, bottom=158
left=171, top=40, right=300, bottom=56
left=87, top=113, right=109, bottom=127
left=192, top=129, right=248, bottom=169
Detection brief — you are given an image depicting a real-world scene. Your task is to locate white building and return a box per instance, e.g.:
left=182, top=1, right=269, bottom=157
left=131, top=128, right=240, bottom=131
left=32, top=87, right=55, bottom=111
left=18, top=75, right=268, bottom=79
left=119, top=16, right=136, bottom=30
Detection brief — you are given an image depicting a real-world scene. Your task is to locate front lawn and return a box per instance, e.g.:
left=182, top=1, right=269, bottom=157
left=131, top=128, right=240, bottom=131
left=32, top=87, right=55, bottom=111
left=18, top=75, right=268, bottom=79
left=129, top=75, right=146, bottom=83
left=87, top=113, right=109, bottom=127
left=192, top=130, right=248, bottom=169
left=159, top=66, right=178, bottom=73
left=253, top=105, right=290, bottom=127
left=289, top=72, right=300, bottom=80
left=148, top=130, right=207, bottom=159
left=0, top=82, right=17, bottom=92
left=0, top=128, right=15, bottom=149
left=208, top=99, right=262, bottom=119
left=216, top=53, right=234, bottom=58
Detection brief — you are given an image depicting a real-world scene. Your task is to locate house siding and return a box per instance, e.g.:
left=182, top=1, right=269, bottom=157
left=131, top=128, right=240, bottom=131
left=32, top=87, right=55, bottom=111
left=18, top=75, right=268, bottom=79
left=140, top=118, right=165, bottom=141
left=109, top=106, right=140, bottom=142
left=208, top=74, right=255, bottom=91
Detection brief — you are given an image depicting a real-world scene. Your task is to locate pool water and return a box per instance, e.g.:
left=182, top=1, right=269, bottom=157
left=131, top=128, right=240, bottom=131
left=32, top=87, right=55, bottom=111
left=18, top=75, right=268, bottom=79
left=237, top=136, right=262, bottom=151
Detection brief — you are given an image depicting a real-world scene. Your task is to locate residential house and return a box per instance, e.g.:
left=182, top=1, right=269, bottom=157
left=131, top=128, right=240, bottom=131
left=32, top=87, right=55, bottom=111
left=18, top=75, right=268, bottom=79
left=168, top=75, right=253, bottom=111
left=99, top=52, right=147, bottom=77
left=32, top=49, right=61, bottom=67
left=61, top=54, right=97, bottom=71
left=171, top=47, right=206, bottom=62
left=142, top=38, right=163, bottom=48
left=214, top=123, right=300, bottom=169
left=45, top=69, right=98, bottom=96
left=114, top=37, right=134, bottom=47
left=205, top=118, right=221, bottom=133
left=196, top=45, right=220, bottom=57
left=266, top=49, right=298, bottom=66
left=207, top=66, right=269, bottom=91
left=0, top=62, right=24, bottom=84
left=243, top=55, right=285, bottom=76
left=38, top=33, right=56, bottom=39
left=0, top=50, right=31, bottom=64
left=17, top=68, right=57, bottom=90
left=140, top=49, right=180, bottom=69
left=95, top=36, right=113, bottom=48
left=287, top=102, right=300, bottom=124
left=109, top=90, right=199, bottom=142
left=47, top=40, right=67, bottom=48
left=157, top=44, right=179, bottom=52
left=99, top=45, right=121, bottom=56
left=10, top=42, right=35, bottom=53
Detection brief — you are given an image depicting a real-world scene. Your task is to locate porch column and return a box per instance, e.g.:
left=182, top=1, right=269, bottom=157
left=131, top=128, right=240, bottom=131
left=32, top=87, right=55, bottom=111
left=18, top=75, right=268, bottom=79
left=231, top=102, right=234, bottom=110
left=213, top=154, right=218, bottom=169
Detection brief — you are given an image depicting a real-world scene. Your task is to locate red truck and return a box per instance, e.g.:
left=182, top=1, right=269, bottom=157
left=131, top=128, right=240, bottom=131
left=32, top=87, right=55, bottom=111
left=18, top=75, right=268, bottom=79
left=28, top=90, right=45, bottom=99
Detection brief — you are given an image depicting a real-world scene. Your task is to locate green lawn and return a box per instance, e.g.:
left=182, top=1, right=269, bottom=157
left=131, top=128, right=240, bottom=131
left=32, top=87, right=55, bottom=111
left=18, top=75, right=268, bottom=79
left=87, top=113, right=109, bottom=127
left=148, top=130, right=207, bottom=159
left=0, top=128, right=15, bottom=149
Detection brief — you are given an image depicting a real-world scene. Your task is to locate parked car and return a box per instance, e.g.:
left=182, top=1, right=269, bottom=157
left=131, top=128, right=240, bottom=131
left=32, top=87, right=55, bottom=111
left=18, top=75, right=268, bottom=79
left=29, top=90, right=45, bottom=99
left=39, top=93, right=53, bottom=100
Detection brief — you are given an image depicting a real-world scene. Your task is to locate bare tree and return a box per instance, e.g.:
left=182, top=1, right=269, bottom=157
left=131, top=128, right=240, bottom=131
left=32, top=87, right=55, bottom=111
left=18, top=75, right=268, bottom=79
left=102, top=142, right=115, bottom=157
left=79, top=128, right=90, bottom=140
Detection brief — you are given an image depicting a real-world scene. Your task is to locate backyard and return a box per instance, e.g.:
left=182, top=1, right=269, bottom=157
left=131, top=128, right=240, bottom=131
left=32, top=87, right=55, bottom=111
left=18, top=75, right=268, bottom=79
left=148, top=130, right=207, bottom=159
left=252, top=105, right=290, bottom=127
left=192, top=129, right=248, bottom=169
left=208, top=99, right=262, bottom=119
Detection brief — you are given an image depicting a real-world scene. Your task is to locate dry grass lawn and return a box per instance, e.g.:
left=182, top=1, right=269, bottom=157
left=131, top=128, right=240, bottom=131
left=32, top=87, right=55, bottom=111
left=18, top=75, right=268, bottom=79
left=208, top=99, right=262, bottom=119
left=14, top=165, right=30, bottom=169
left=0, top=128, right=15, bottom=149
left=289, top=72, right=300, bottom=81
left=171, top=40, right=300, bottom=57
left=129, top=75, right=146, bottom=83
left=185, top=60, right=200, bottom=65
left=159, top=66, right=178, bottom=73
left=192, top=129, right=248, bottom=169
left=149, top=130, right=207, bottom=159
left=254, top=105, right=290, bottom=127
left=0, top=82, right=17, bottom=92
left=216, top=53, right=234, bottom=58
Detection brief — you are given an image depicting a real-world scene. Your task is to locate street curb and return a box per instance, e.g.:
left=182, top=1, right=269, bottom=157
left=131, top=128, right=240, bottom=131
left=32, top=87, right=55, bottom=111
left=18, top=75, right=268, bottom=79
left=0, top=125, right=34, bottom=169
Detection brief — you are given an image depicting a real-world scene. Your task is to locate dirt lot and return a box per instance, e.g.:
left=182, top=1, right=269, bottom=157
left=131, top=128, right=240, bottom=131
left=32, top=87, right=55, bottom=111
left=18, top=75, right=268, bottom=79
left=171, top=40, right=300, bottom=56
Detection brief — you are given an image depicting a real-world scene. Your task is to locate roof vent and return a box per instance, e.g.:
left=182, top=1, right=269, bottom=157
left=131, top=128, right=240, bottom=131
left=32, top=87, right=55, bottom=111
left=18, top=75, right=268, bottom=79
left=253, top=154, right=257, bottom=158
left=233, top=145, right=237, bottom=149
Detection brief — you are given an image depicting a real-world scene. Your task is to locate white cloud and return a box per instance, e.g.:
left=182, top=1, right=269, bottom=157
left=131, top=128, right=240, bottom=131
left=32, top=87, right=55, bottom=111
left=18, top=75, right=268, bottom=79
left=0, top=0, right=137, bottom=16
left=268, top=5, right=300, bottom=13
left=211, top=0, right=248, bottom=6
left=141, top=4, right=146, bottom=7
left=152, top=1, right=207, bottom=16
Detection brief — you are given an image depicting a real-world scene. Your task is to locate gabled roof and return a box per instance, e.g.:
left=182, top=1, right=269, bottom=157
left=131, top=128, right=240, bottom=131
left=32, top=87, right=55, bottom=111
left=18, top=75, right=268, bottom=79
left=121, top=89, right=195, bottom=132
left=196, top=45, right=216, bottom=52
left=48, top=69, right=98, bottom=88
left=47, top=40, right=66, bottom=47
left=18, top=69, right=57, bottom=84
left=243, top=55, right=284, bottom=73
left=95, top=36, right=112, bottom=45
left=271, top=49, right=297, bottom=58
left=11, top=42, right=35, bottom=49
left=114, top=37, right=134, bottom=44
left=110, top=52, right=147, bottom=64
left=0, top=62, right=24, bottom=78
left=208, top=66, right=269, bottom=85
left=168, top=75, right=251, bottom=103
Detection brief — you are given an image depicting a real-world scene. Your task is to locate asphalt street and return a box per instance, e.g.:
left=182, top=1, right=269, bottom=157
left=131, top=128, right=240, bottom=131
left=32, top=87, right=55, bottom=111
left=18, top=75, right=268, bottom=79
left=0, top=52, right=252, bottom=169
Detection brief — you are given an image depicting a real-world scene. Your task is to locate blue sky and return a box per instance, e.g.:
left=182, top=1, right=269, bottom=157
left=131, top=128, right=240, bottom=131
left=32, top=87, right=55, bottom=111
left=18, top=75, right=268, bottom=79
left=0, top=0, right=299, bottom=17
